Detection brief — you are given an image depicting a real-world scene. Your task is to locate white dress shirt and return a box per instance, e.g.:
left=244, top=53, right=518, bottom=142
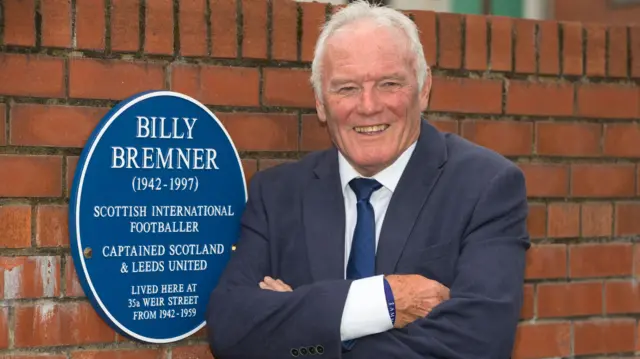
left=338, top=141, right=417, bottom=341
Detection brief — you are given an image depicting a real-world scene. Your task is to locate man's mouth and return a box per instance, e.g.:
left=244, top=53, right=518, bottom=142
left=353, top=124, right=389, bottom=135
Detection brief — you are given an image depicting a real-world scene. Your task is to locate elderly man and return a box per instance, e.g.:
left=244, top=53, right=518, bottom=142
left=206, top=1, right=529, bottom=358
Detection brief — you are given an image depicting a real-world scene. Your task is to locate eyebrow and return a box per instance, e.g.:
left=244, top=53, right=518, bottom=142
left=329, top=73, right=407, bottom=86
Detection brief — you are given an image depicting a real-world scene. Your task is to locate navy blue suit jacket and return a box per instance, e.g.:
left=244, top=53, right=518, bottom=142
left=206, top=119, right=530, bottom=358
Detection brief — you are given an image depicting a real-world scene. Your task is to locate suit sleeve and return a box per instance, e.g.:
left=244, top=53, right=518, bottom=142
left=205, top=171, right=353, bottom=359
left=349, top=164, right=531, bottom=359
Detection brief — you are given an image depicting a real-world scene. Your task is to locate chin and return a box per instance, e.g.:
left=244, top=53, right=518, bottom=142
left=350, top=151, right=396, bottom=174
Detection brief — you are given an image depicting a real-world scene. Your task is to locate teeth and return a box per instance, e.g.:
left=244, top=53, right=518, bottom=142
left=354, top=124, right=388, bottom=133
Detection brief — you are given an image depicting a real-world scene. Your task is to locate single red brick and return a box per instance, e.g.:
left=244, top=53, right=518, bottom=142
left=69, top=58, right=165, bottom=100
left=218, top=113, right=298, bottom=151
left=520, top=284, right=534, bottom=319
left=547, top=202, right=580, bottom=238
left=512, top=322, right=571, bottom=358
left=537, top=282, right=603, bottom=318
left=461, top=120, right=532, bottom=156
left=464, top=15, right=487, bottom=71
left=585, top=24, right=606, bottom=76
left=0, top=256, right=60, bottom=299
left=0, top=104, right=5, bottom=146
left=605, top=281, right=640, bottom=314
left=263, top=68, right=315, bottom=108
left=300, top=2, right=326, bottom=62
left=527, top=203, right=547, bottom=239
left=604, top=123, right=640, bottom=157
left=0, top=307, right=7, bottom=349
left=571, top=164, right=635, bottom=198
left=574, top=319, right=636, bottom=355
left=14, top=302, right=116, bottom=347
left=75, top=0, right=106, bottom=50
left=10, top=104, right=107, bottom=147
left=41, top=0, right=72, bottom=47
left=172, top=344, right=214, bottom=359
left=0, top=54, right=65, bottom=98
left=506, top=81, right=574, bottom=117
left=514, top=19, right=536, bottom=74
left=536, top=122, right=602, bottom=157
left=518, top=163, right=569, bottom=198
left=538, top=21, right=560, bottom=75
left=64, top=255, right=85, bottom=297
left=488, top=16, right=512, bottom=72
left=301, top=114, right=331, bottom=151
left=562, top=21, right=583, bottom=76
left=272, top=0, right=298, bottom=61
left=0, top=155, right=62, bottom=197
left=570, top=243, right=633, bottom=278
left=0, top=205, right=31, bottom=249
left=581, top=202, right=612, bottom=237
left=525, top=244, right=567, bottom=279
left=608, top=26, right=628, bottom=77
left=210, top=0, right=237, bottom=58
left=412, top=11, right=436, bottom=67
left=171, top=64, right=259, bottom=106
left=631, top=26, right=640, bottom=78
left=67, top=156, right=79, bottom=198
left=145, top=0, right=173, bottom=55
left=577, top=84, right=639, bottom=119
left=180, top=0, right=207, bottom=56
left=36, top=205, right=69, bottom=247
left=242, top=0, right=268, bottom=59
left=438, top=13, right=462, bottom=69
left=615, top=202, right=640, bottom=236
left=429, top=77, right=502, bottom=114
left=4, top=0, right=36, bottom=46
left=111, top=0, right=140, bottom=52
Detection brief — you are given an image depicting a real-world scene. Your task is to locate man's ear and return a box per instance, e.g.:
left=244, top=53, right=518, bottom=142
left=419, top=73, right=432, bottom=112
left=315, top=95, right=327, bottom=123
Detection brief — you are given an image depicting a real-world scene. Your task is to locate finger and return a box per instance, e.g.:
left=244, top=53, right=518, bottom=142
left=264, top=277, right=289, bottom=292
left=276, top=279, right=293, bottom=291
left=440, top=285, right=451, bottom=300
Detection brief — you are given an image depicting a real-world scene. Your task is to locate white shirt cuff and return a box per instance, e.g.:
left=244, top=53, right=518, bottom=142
left=340, top=275, right=393, bottom=341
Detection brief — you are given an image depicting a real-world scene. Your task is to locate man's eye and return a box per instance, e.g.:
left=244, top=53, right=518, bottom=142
left=338, top=86, right=357, bottom=93
left=382, top=82, right=399, bottom=87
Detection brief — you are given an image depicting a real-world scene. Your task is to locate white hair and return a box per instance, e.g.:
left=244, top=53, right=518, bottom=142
left=310, top=0, right=430, bottom=103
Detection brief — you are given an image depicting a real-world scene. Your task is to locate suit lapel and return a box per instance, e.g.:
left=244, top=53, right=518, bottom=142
left=375, top=120, right=448, bottom=274
left=303, top=148, right=347, bottom=282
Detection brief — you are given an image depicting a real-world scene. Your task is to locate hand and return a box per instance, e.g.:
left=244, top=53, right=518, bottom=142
left=259, top=276, right=292, bottom=292
left=385, top=274, right=450, bottom=328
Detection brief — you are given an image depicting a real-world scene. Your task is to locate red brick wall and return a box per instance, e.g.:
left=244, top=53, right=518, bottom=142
left=0, top=1, right=639, bottom=358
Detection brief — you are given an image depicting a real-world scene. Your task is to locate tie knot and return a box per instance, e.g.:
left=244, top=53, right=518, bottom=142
left=349, top=178, right=382, bottom=202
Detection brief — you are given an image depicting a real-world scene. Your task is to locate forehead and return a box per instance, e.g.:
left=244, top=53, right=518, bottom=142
left=323, top=20, right=413, bottom=76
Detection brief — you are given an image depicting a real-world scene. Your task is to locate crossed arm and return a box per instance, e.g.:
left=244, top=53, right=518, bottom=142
left=206, top=165, right=530, bottom=358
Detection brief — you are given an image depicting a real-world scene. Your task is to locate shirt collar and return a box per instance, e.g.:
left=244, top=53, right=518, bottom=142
left=338, top=141, right=417, bottom=194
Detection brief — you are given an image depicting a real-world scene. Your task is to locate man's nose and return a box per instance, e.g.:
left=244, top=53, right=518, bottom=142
left=357, top=87, right=383, bottom=115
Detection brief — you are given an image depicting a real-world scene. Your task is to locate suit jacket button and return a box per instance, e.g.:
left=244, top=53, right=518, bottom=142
left=316, top=345, right=324, bottom=354
left=291, top=348, right=299, bottom=357
left=300, top=347, right=308, bottom=355
left=308, top=346, right=316, bottom=354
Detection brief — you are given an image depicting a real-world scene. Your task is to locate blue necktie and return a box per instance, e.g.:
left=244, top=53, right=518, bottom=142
left=343, top=178, right=382, bottom=352
left=346, top=178, right=382, bottom=280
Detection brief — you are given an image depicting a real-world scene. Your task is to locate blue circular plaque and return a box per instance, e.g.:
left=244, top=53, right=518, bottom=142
left=69, top=91, right=247, bottom=343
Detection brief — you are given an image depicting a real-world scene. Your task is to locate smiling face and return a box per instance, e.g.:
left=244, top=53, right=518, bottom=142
left=315, top=19, right=431, bottom=176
